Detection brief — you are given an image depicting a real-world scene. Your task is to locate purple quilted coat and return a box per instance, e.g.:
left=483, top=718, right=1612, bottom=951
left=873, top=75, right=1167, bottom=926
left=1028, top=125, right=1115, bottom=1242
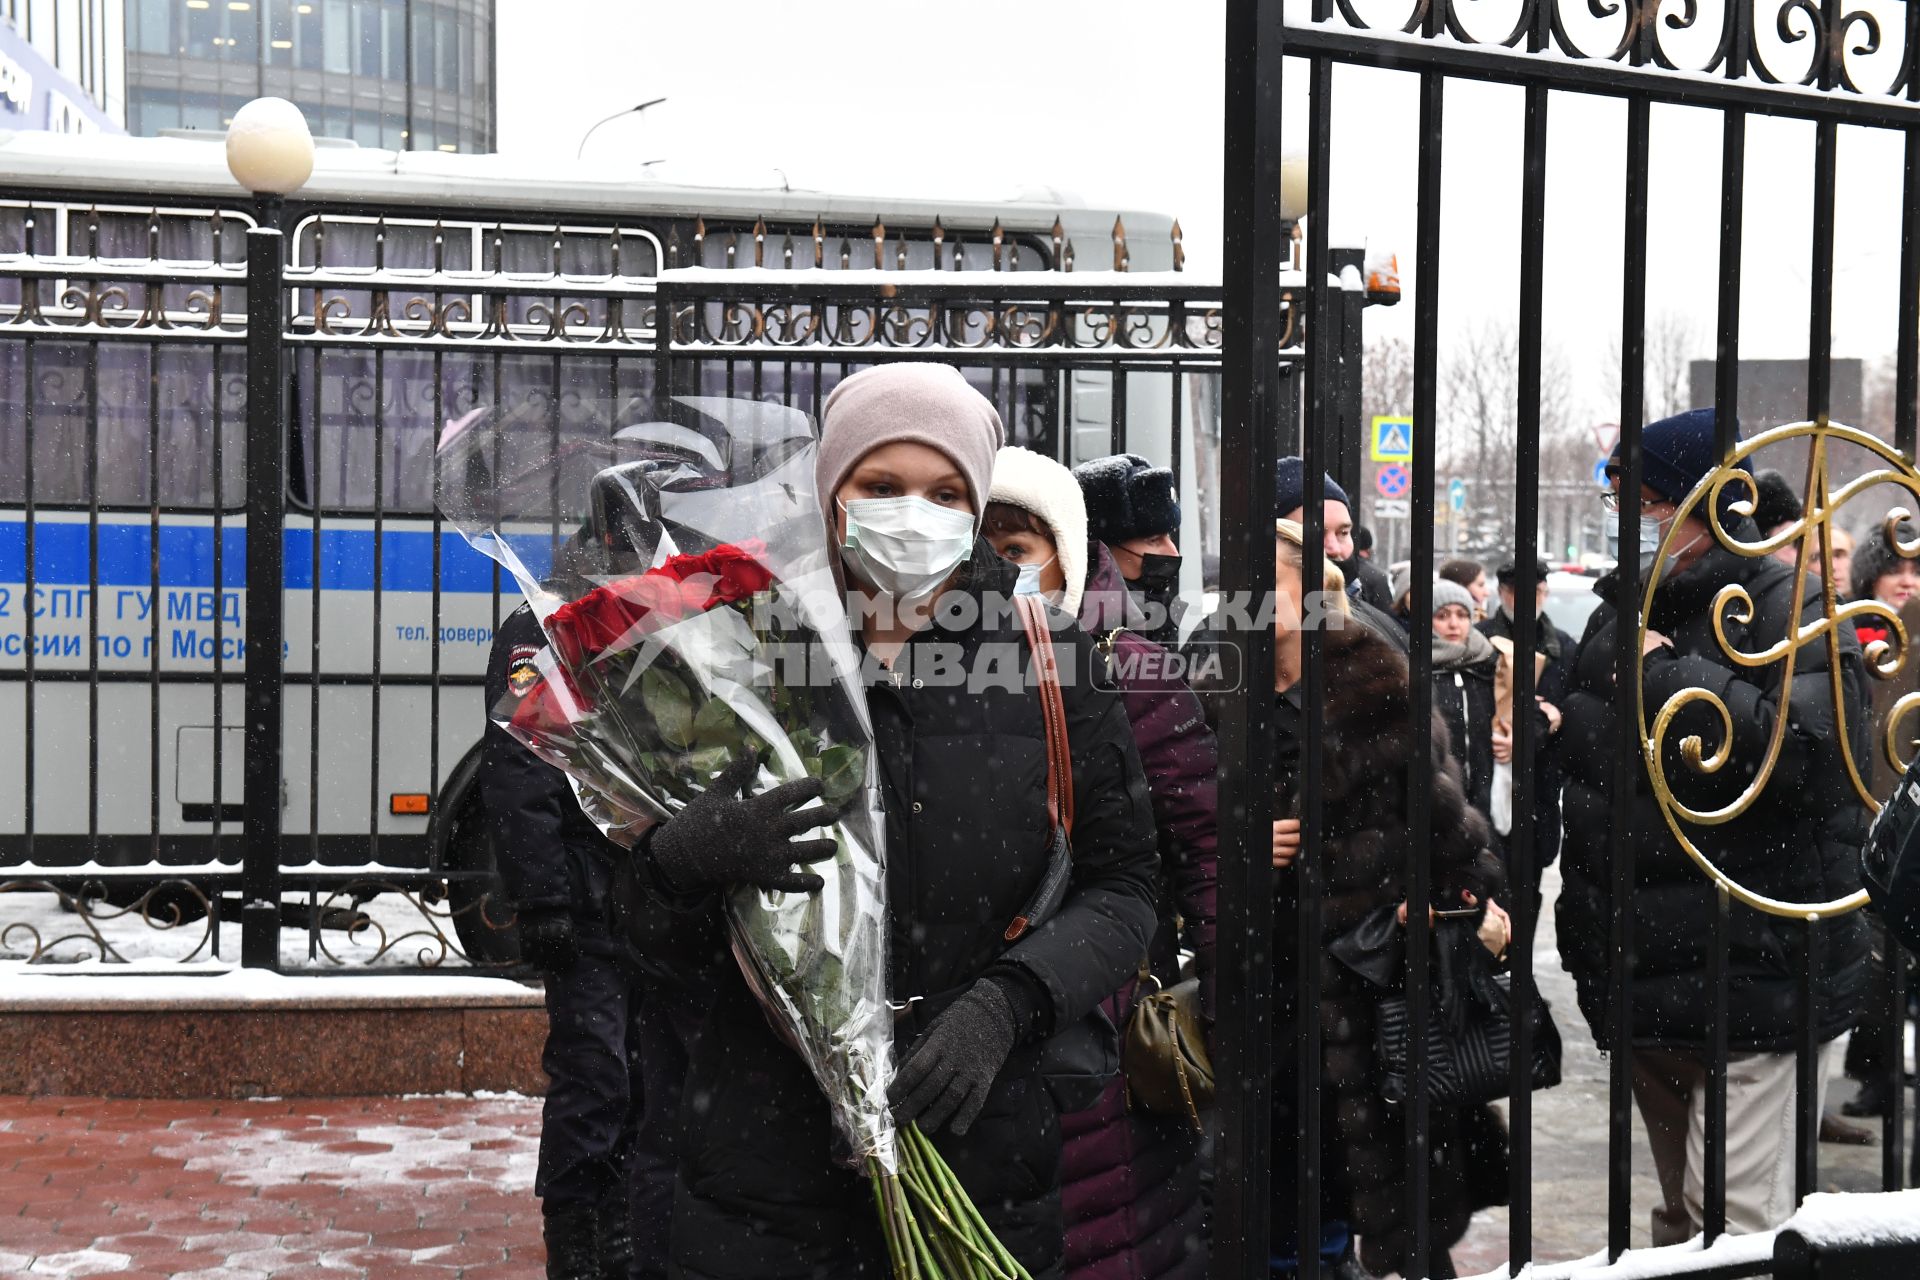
left=1059, top=547, right=1218, bottom=1280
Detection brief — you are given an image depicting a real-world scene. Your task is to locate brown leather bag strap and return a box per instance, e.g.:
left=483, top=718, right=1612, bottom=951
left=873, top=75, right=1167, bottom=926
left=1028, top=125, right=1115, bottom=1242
left=1016, top=594, right=1074, bottom=836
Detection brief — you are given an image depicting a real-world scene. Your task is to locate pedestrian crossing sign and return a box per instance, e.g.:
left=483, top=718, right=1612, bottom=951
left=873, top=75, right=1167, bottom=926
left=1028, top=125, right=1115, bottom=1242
left=1371, top=414, right=1414, bottom=463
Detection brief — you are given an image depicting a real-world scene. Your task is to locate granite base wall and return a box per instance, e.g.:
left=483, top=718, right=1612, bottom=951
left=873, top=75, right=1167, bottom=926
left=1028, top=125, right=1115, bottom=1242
left=0, top=1004, right=548, bottom=1098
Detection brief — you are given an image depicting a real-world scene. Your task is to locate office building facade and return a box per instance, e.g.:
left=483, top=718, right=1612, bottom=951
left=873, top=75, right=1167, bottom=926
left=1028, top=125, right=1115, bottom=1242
left=124, top=0, right=493, bottom=151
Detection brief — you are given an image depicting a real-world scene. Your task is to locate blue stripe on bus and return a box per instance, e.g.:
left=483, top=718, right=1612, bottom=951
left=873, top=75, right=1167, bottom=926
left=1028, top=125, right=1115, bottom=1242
left=0, top=521, right=528, bottom=592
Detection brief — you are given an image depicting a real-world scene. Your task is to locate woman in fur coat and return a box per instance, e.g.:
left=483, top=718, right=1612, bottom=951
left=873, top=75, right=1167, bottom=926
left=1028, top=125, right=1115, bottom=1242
left=1268, top=520, right=1508, bottom=1280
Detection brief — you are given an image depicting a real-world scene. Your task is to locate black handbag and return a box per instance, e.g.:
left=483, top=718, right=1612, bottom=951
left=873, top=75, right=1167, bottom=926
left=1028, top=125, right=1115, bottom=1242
left=1374, top=970, right=1562, bottom=1107
left=1330, top=905, right=1562, bottom=1108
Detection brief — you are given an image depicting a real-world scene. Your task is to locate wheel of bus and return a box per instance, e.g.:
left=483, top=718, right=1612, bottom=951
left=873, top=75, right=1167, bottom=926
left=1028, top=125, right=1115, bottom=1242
left=434, top=743, right=522, bottom=967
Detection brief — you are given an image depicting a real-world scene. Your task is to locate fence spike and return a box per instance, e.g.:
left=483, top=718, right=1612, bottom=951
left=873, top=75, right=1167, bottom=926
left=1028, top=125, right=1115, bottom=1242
left=871, top=217, right=886, bottom=270
left=725, top=230, right=738, bottom=269
left=85, top=204, right=99, bottom=259
left=377, top=216, right=390, bottom=272
left=992, top=218, right=1004, bottom=271
left=1064, top=239, right=1076, bottom=273
left=608, top=225, right=620, bottom=278
left=839, top=235, right=852, bottom=271
left=1112, top=215, right=1128, bottom=273
left=1172, top=219, right=1185, bottom=273
left=1051, top=216, right=1064, bottom=270
left=693, top=216, right=707, bottom=258
left=932, top=217, right=946, bottom=270
left=812, top=217, right=825, bottom=268
left=954, top=235, right=966, bottom=272
left=782, top=232, right=794, bottom=271
left=666, top=226, right=681, bottom=269
left=753, top=216, right=766, bottom=268
left=896, top=230, right=907, bottom=272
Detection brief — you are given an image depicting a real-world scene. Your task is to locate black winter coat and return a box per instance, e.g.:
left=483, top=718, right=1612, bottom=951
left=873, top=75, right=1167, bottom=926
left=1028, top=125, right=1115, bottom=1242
left=1554, top=542, right=1871, bottom=1053
left=1433, top=644, right=1500, bottom=817
left=481, top=605, right=626, bottom=932
left=666, top=545, right=1161, bottom=1280
left=1270, top=621, right=1508, bottom=1276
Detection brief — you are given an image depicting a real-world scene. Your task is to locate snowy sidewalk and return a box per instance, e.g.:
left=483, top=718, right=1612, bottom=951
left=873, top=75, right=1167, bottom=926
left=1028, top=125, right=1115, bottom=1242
left=0, top=1094, right=545, bottom=1279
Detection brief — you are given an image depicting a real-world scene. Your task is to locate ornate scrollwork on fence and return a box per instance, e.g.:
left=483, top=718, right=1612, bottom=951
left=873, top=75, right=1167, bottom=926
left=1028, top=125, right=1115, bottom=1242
left=0, top=879, right=218, bottom=964
left=665, top=290, right=1223, bottom=359
left=0, top=876, right=513, bottom=969
left=1312, top=0, right=1917, bottom=100
left=299, top=879, right=509, bottom=968
left=1637, top=419, right=1920, bottom=919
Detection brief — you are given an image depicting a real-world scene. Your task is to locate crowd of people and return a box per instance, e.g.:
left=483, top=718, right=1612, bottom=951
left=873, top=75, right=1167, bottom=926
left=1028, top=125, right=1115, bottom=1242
left=478, top=367, right=1903, bottom=1280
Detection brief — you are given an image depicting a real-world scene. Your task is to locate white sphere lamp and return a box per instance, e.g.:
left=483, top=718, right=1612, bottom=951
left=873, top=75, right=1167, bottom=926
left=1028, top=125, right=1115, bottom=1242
left=225, top=97, right=315, bottom=196
left=1279, top=152, right=1309, bottom=225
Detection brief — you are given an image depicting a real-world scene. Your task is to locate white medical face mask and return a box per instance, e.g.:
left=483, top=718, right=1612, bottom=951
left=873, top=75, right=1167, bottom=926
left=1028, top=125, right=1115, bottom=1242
left=1607, top=512, right=1704, bottom=577
left=1013, top=556, right=1056, bottom=597
left=839, top=495, right=976, bottom=604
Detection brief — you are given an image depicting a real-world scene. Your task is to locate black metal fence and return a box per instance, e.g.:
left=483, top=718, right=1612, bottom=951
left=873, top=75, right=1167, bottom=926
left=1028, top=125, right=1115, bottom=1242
left=1213, top=0, right=1920, bottom=1277
left=0, top=2, right=1917, bottom=1267
left=0, top=192, right=1227, bottom=972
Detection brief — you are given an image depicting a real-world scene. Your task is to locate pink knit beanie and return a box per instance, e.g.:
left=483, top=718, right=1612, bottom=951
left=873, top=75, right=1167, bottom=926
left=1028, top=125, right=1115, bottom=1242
left=815, top=364, right=1005, bottom=532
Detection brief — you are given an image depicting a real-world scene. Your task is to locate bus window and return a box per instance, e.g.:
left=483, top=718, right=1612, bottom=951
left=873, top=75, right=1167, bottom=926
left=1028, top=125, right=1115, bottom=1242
left=0, top=341, right=245, bottom=510
left=291, top=347, right=658, bottom=516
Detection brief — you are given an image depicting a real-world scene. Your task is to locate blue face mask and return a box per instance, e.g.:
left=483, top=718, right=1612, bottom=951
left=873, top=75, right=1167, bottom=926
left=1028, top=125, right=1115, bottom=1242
left=1608, top=512, right=1706, bottom=578
left=1013, top=556, right=1056, bottom=597
left=1606, top=514, right=1663, bottom=573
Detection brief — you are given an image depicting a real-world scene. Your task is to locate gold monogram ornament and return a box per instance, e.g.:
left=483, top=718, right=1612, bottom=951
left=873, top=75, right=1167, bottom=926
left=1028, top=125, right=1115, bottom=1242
left=1638, top=419, right=1920, bottom=920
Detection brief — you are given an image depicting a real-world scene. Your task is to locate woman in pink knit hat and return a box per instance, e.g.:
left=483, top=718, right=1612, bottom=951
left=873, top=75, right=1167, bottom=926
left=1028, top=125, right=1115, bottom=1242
left=634, top=364, right=1161, bottom=1280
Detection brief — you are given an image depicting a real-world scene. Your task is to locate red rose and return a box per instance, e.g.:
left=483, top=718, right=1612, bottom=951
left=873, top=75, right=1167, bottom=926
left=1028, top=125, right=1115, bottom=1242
left=546, top=571, right=694, bottom=669
left=705, top=540, right=776, bottom=604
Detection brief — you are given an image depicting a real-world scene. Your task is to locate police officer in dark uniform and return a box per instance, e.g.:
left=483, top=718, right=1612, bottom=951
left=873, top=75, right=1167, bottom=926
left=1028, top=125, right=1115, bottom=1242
left=482, top=601, right=645, bottom=1280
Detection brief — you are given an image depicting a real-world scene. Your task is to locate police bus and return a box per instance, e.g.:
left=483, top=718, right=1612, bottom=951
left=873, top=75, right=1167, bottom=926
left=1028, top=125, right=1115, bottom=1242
left=0, top=129, right=1204, bottom=963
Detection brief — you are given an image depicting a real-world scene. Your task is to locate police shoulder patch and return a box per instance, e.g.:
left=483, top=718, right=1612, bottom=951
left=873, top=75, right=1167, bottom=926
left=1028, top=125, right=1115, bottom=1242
left=506, top=643, right=542, bottom=696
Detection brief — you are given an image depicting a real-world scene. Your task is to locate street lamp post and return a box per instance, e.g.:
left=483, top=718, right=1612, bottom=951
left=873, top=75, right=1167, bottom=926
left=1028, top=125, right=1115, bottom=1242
left=577, top=97, right=667, bottom=160
left=226, top=97, right=314, bottom=969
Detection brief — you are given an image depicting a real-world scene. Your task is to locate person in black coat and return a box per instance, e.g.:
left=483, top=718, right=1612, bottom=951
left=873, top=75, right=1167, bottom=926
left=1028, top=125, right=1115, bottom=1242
left=634, top=364, right=1160, bottom=1280
left=1431, top=576, right=1501, bottom=817
left=483, top=604, right=659, bottom=1280
left=1347, top=522, right=1399, bottom=616
left=1554, top=407, right=1870, bottom=1245
left=1268, top=521, right=1508, bottom=1280
left=1478, top=556, right=1575, bottom=872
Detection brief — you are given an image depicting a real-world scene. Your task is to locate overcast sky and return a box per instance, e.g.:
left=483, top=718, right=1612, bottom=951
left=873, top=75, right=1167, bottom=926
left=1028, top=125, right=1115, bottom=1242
left=497, top=0, right=1913, bottom=426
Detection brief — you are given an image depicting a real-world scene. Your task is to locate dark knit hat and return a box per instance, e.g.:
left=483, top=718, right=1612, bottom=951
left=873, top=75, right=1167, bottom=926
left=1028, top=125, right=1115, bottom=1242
left=1750, top=469, right=1803, bottom=533
left=1274, top=456, right=1351, bottom=518
left=1073, top=452, right=1182, bottom=544
left=1606, top=407, right=1749, bottom=517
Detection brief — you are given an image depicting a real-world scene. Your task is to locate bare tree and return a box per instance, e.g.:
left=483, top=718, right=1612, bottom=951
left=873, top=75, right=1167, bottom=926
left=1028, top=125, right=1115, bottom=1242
left=1436, top=320, right=1590, bottom=560
left=1603, top=308, right=1702, bottom=423
left=1361, top=334, right=1415, bottom=433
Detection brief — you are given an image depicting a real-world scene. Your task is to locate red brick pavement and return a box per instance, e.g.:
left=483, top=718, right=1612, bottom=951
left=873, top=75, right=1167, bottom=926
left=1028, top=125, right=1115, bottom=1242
left=0, top=1094, right=545, bottom=1279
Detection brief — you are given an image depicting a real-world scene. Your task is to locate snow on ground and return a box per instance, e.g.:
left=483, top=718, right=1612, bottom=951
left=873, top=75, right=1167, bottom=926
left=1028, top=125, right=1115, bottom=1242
left=0, top=888, right=482, bottom=970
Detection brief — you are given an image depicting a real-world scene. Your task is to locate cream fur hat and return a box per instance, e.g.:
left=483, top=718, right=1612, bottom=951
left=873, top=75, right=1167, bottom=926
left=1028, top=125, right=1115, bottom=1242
left=988, top=446, right=1090, bottom=616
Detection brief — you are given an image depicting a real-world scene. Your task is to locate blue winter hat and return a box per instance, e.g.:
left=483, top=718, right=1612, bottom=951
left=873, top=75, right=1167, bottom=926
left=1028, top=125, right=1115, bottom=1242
left=1607, top=407, right=1748, bottom=517
left=1275, top=456, right=1351, bottom=518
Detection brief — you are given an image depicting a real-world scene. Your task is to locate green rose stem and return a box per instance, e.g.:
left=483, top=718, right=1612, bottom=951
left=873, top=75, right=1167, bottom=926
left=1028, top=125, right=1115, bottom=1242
left=906, top=1125, right=1032, bottom=1280
left=870, top=1166, right=917, bottom=1280
left=897, top=1129, right=1007, bottom=1279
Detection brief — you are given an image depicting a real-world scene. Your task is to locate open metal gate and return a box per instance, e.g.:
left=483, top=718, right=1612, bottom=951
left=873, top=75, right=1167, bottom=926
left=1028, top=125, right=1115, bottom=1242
left=1212, top=0, right=1920, bottom=1276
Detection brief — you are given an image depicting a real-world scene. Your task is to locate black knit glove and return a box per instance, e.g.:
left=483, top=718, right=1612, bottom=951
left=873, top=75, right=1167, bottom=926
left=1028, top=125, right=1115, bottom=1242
left=516, top=908, right=579, bottom=975
left=649, top=755, right=842, bottom=895
left=891, top=977, right=1034, bottom=1136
